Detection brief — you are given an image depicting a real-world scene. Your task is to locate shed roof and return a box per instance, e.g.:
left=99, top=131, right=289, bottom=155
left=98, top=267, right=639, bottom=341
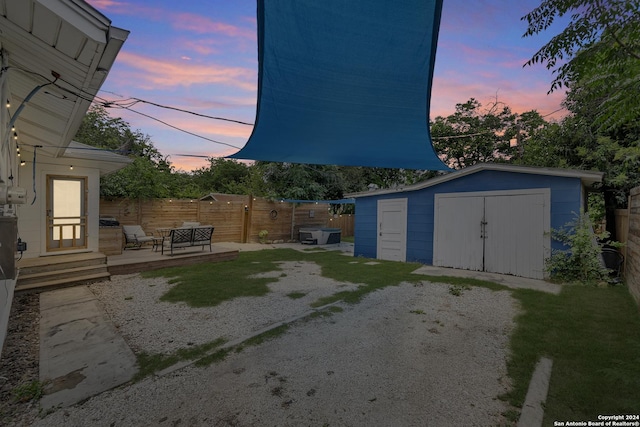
left=348, top=163, right=604, bottom=198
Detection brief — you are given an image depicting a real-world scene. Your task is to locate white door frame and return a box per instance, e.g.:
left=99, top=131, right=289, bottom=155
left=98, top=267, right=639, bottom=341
left=377, top=198, right=408, bottom=262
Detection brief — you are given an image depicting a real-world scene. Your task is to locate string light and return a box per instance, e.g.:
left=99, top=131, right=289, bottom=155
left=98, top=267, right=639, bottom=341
left=13, top=132, right=18, bottom=140
left=69, top=165, right=73, bottom=170
left=5, top=99, right=10, bottom=108
left=20, top=160, right=26, bottom=166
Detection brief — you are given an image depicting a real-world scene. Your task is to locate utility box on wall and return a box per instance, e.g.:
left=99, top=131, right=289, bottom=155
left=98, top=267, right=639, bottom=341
left=0, top=217, right=17, bottom=280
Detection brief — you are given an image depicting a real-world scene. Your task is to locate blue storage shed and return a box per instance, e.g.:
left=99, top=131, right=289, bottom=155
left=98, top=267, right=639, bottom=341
left=350, top=163, right=603, bottom=279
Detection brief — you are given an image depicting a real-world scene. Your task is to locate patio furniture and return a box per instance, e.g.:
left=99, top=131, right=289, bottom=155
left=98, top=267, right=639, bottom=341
left=122, top=225, right=155, bottom=249
left=161, top=226, right=214, bottom=255
left=181, top=221, right=200, bottom=227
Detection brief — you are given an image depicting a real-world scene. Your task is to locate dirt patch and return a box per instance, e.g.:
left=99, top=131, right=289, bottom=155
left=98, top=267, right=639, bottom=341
left=32, top=272, right=519, bottom=426
left=0, top=293, right=41, bottom=426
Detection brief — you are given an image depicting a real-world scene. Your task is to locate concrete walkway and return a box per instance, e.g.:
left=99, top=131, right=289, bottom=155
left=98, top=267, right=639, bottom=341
left=39, top=286, right=137, bottom=409
left=412, top=265, right=562, bottom=294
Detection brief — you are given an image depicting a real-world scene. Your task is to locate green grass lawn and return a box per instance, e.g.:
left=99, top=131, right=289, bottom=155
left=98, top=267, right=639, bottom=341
left=142, top=249, right=640, bottom=421
left=506, top=285, right=640, bottom=423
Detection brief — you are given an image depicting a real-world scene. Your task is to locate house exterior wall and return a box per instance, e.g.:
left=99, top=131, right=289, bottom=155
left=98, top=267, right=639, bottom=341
left=0, top=56, right=17, bottom=356
left=354, top=169, right=584, bottom=263
left=16, top=159, right=101, bottom=259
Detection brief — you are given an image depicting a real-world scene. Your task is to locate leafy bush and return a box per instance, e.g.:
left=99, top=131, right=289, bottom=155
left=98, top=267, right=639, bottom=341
left=545, top=211, right=614, bottom=284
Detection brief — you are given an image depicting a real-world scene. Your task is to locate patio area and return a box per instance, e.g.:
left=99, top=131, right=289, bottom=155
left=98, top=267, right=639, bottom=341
left=106, top=243, right=239, bottom=275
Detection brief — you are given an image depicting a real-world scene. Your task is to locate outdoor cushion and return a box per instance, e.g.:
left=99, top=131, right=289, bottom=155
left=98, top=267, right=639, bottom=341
left=122, top=225, right=155, bottom=247
left=181, top=221, right=201, bottom=227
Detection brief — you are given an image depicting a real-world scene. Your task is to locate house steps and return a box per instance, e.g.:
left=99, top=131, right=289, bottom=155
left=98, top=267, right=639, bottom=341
left=16, top=253, right=110, bottom=293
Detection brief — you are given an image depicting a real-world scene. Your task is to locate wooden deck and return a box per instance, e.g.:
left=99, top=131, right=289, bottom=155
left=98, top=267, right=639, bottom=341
left=15, top=245, right=239, bottom=293
left=106, top=245, right=239, bottom=275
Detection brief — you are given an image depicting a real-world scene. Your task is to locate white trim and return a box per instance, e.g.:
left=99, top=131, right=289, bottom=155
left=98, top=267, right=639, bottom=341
left=377, top=198, right=408, bottom=262
left=349, top=163, right=603, bottom=198
left=435, top=187, right=551, bottom=199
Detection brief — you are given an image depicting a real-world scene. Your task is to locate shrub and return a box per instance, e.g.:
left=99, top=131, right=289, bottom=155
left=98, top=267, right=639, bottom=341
left=545, top=211, right=614, bottom=284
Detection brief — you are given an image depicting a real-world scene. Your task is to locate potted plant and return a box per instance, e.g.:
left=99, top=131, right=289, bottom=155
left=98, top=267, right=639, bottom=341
left=258, top=229, right=269, bottom=243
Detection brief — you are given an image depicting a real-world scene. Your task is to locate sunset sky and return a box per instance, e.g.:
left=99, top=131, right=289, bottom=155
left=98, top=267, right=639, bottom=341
left=87, top=0, right=569, bottom=171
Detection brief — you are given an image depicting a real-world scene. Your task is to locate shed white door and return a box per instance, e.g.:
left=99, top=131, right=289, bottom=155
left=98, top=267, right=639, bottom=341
left=433, top=190, right=550, bottom=279
left=377, top=198, right=407, bottom=262
left=432, top=196, right=485, bottom=271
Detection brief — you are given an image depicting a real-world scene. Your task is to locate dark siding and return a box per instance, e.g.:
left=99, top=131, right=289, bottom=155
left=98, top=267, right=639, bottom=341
left=354, top=197, right=378, bottom=258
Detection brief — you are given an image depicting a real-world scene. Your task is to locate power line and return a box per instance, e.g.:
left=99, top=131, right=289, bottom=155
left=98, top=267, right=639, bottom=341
left=7, top=66, right=247, bottom=150
left=111, top=105, right=242, bottom=149
left=541, top=106, right=567, bottom=118
left=107, top=97, right=254, bottom=126
left=431, top=130, right=494, bottom=140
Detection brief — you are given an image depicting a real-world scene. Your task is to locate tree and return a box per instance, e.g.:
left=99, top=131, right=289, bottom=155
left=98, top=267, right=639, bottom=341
left=513, top=111, right=640, bottom=239
left=192, top=158, right=251, bottom=195
left=430, top=98, right=518, bottom=169
left=74, top=105, right=198, bottom=199
left=250, top=162, right=342, bottom=200
left=522, top=0, right=640, bottom=130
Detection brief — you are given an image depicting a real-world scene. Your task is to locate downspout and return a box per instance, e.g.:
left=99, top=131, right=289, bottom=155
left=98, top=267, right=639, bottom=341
left=7, top=72, right=58, bottom=130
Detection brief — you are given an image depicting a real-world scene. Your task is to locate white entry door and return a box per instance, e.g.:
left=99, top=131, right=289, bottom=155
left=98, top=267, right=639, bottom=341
left=377, top=198, right=408, bottom=262
left=46, top=175, right=88, bottom=252
left=433, top=189, right=550, bottom=279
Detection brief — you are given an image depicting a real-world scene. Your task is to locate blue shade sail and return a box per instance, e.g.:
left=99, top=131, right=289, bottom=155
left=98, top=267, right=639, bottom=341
left=229, top=0, right=448, bottom=170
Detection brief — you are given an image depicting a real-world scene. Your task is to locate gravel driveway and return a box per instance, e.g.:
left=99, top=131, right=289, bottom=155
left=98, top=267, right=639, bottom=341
left=32, top=258, right=518, bottom=426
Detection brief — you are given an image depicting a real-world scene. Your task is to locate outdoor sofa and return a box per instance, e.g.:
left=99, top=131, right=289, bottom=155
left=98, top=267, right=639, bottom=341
left=161, top=226, right=214, bottom=255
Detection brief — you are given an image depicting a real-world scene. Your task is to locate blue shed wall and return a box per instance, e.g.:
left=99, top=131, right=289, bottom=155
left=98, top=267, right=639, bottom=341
left=354, top=170, right=584, bottom=263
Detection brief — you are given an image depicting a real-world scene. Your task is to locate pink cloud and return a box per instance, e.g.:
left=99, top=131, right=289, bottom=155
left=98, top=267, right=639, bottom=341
left=180, top=39, right=221, bottom=56
left=170, top=152, right=252, bottom=172
left=87, top=0, right=164, bottom=19
left=87, top=1, right=255, bottom=42
left=180, top=96, right=257, bottom=110
left=114, top=106, right=253, bottom=141
left=430, top=74, right=566, bottom=120
left=172, top=13, right=255, bottom=40
left=113, top=51, right=256, bottom=91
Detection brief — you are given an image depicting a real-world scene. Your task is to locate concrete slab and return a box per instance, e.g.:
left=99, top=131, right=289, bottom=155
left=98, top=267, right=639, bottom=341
left=39, top=286, right=96, bottom=311
left=39, top=286, right=137, bottom=409
left=412, top=265, right=562, bottom=294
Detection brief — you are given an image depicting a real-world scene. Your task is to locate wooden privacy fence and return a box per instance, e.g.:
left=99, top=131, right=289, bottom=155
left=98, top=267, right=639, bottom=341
left=624, top=187, right=640, bottom=305
left=100, top=195, right=354, bottom=244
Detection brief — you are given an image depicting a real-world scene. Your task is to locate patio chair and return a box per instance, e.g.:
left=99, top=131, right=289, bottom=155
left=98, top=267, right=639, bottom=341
left=122, top=225, right=156, bottom=249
